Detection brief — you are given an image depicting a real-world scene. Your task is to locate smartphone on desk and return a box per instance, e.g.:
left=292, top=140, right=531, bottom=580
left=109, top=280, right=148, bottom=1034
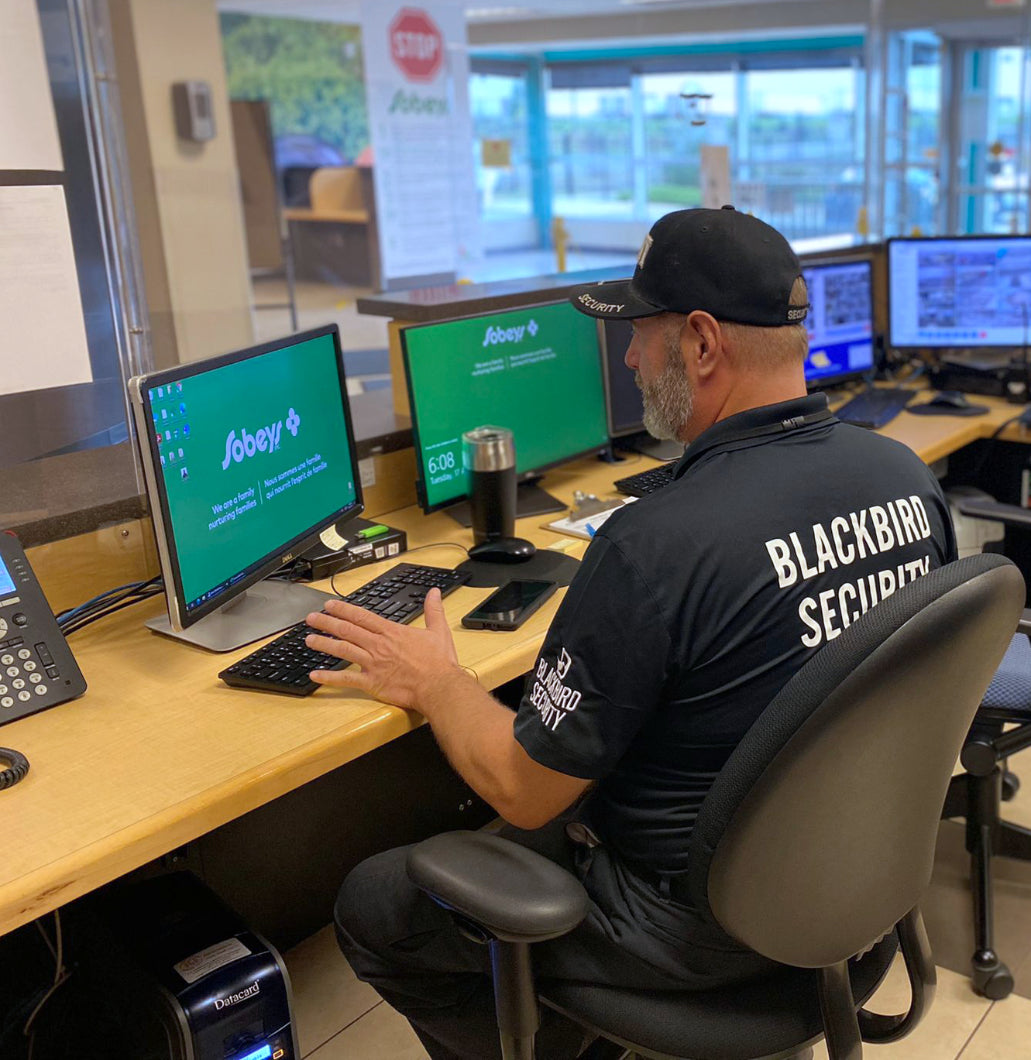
left=461, top=580, right=558, bottom=632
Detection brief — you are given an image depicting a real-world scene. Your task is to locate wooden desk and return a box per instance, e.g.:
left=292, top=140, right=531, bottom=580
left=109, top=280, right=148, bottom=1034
left=2, top=402, right=1029, bottom=938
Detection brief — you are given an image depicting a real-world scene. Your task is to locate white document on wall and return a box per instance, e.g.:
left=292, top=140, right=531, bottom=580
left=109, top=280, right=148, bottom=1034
left=0, top=0, right=63, bottom=171
left=360, top=1, right=481, bottom=285
left=0, top=184, right=92, bottom=396
left=700, top=145, right=732, bottom=210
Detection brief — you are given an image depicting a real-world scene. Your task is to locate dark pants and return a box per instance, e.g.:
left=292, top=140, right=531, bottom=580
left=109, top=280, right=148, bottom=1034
left=334, top=819, right=778, bottom=1060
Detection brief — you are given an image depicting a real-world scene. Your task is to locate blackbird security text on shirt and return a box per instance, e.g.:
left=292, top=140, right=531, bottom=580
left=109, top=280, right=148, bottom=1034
left=765, top=494, right=935, bottom=648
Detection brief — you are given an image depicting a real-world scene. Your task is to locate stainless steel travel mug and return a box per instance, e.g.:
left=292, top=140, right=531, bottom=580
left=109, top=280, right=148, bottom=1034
left=463, top=426, right=516, bottom=544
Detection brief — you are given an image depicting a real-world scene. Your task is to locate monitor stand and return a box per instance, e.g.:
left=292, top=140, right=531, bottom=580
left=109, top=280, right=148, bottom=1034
left=615, top=431, right=685, bottom=462
left=146, top=579, right=335, bottom=653
left=444, top=478, right=565, bottom=528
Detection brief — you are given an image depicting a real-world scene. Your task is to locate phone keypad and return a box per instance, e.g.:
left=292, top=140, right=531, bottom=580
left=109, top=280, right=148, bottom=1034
left=0, top=637, right=56, bottom=709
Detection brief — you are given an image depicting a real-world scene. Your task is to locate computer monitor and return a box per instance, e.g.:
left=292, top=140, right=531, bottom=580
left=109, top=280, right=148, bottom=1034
left=598, top=318, right=685, bottom=462
left=888, top=235, right=1031, bottom=351
left=802, top=258, right=875, bottom=387
left=128, top=324, right=363, bottom=651
left=401, top=301, right=609, bottom=517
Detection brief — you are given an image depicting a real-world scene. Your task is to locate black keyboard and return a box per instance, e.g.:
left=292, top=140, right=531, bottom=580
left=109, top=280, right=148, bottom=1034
left=219, top=562, right=470, bottom=696
left=614, top=461, right=677, bottom=498
left=834, top=387, right=914, bottom=429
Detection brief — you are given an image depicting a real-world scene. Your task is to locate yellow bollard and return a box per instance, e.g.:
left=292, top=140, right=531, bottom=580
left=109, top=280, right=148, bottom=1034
left=552, top=216, right=570, bottom=273
left=856, top=205, right=870, bottom=239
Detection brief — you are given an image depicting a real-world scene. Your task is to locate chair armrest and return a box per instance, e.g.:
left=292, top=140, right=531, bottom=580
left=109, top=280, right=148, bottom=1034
left=407, top=831, right=590, bottom=944
left=952, top=495, right=1031, bottom=531
left=1019, top=610, right=1031, bottom=638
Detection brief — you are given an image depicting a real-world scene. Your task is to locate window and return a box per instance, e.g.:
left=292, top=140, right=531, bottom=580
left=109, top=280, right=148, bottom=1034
left=470, top=70, right=533, bottom=220
left=641, top=72, right=735, bottom=219
left=547, top=84, right=634, bottom=220
left=529, top=40, right=867, bottom=249
left=739, top=65, right=862, bottom=242
left=956, top=46, right=1031, bottom=235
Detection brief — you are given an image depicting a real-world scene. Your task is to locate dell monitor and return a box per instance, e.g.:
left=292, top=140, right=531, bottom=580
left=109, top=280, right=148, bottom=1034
left=401, top=302, right=609, bottom=518
left=802, top=258, right=875, bottom=388
left=129, top=324, right=363, bottom=651
left=598, top=318, right=684, bottom=462
left=888, top=235, right=1031, bottom=351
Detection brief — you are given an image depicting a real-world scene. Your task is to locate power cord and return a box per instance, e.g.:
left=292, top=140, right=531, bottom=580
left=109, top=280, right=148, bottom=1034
left=57, top=576, right=164, bottom=636
left=22, top=910, right=69, bottom=1060
left=329, top=543, right=470, bottom=599
left=0, top=747, right=29, bottom=790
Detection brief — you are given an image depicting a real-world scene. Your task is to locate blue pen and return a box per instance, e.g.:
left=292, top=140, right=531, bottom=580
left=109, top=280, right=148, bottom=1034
left=585, top=523, right=597, bottom=538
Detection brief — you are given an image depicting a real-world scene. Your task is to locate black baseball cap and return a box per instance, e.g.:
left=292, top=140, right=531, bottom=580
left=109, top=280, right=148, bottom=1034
left=569, top=206, right=807, bottom=326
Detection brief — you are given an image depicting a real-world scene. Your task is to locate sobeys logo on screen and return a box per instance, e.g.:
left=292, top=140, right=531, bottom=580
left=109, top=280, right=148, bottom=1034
left=221, top=408, right=302, bottom=470
left=481, top=318, right=538, bottom=347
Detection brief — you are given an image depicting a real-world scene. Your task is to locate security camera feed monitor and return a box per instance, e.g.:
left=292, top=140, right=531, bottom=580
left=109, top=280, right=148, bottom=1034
left=402, top=302, right=609, bottom=513
left=134, top=326, right=362, bottom=628
left=889, top=236, right=1031, bottom=349
left=802, top=259, right=874, bottom=386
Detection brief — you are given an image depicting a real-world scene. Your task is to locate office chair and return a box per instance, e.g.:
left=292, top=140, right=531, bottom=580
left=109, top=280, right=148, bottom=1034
left=407, top=554, right=1024, bottom=1060
left=942, top=491, right=1031, bottom=999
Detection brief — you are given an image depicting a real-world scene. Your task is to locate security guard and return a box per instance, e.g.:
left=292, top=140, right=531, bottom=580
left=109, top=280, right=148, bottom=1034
left=306, top=208, right=957, bottom=1060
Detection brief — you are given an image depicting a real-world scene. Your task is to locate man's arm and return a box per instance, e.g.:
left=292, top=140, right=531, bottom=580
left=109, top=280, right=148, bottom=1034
left=304, top=590, right=591, bottom=830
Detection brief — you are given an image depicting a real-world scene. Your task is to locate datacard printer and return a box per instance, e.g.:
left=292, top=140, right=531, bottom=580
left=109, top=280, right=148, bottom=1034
left=75, top=872, right=298, bottom=1060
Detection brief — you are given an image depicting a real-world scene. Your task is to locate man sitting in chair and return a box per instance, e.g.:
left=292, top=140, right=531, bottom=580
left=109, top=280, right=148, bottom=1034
left=304, top=207, right=958, bottom=1060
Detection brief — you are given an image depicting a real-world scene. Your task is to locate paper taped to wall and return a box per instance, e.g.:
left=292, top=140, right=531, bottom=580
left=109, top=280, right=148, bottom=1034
left=0, top=185, right=92, bottom=396
left=0, top=0, right=63, bottom=171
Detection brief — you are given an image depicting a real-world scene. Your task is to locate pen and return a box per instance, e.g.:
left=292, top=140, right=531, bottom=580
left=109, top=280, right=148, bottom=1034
left=585, top=523, right=597, bottom=538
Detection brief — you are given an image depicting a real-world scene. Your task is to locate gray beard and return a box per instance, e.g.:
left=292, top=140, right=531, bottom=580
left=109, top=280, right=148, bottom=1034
left=637, top=351, right=694, bottom=442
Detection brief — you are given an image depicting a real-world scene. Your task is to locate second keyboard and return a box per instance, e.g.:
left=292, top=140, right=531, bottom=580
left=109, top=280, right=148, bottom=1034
left=219, top=562, right=470, bottom=696
left=614, top=461, right=678, bottom=498
left=833, top=387, right=914, bottom=429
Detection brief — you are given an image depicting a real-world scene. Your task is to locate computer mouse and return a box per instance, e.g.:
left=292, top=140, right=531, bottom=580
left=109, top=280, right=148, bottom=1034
left=928, top=390, right=973, bottom=410
left=467, top=537, right=537, bottom=564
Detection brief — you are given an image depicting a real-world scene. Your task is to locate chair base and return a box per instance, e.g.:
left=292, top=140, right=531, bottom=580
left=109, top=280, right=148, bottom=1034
left=971, top=950, right=1015, bottom=1001
left=944, top=769, right=1031, bottom=998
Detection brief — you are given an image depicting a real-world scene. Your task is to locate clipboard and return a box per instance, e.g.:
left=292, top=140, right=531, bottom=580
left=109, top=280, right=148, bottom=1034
left=542, top=498, right=636, bottom=540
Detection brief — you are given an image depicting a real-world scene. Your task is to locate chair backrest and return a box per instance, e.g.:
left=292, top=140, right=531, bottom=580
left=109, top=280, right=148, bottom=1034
left=309, top=166, right=367, bottom=214
left=686, top=554, right=1025, bottom=969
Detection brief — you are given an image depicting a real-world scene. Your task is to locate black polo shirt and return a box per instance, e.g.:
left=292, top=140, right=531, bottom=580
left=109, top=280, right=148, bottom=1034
left=514, top=394, right=957, bottom=876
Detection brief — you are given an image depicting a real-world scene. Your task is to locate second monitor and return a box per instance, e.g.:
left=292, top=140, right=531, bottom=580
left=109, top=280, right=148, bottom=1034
left=802, top=258, right=874, bottom=388
left=401, top=302, right=610, bottom=518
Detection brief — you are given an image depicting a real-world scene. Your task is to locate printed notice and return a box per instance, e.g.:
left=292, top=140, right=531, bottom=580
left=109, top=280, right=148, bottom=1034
left=0, top=0, right=63, bottom=170
left=0, top=185, right=92, bottom=396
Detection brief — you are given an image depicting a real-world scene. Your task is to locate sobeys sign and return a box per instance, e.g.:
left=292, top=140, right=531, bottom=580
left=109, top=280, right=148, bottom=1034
left=388, top=89, right=448, bottom=115
left=361, top=0, right=480, bottom=283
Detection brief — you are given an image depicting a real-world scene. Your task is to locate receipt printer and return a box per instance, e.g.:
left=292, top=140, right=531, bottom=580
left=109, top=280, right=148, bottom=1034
left=75, top=872, right=298, bottom=1060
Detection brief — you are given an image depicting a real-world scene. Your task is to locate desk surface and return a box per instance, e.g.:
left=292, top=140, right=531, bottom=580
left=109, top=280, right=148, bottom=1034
left=2, top=392, right=1030, bottom=937
left=284, top=206, right=370, bottom=225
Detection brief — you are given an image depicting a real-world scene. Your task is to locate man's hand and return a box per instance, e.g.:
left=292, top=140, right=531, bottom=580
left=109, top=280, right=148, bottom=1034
left=308, top=587, right=591, bottom=829
left=305, top=587, right=463, bottom=711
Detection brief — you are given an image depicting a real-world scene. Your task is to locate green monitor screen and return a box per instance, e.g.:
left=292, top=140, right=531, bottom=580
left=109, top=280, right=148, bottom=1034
left=136, top=325, right=362, bottom=627
left=401, top=302, right=609, bottom=512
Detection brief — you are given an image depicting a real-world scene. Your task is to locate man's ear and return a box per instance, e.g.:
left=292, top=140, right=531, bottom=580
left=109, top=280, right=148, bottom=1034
left=686, top=312, right=723, bottom=377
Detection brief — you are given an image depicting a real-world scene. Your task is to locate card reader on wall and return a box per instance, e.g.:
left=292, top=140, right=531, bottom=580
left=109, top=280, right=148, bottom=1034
left=290, top=517, right=407, bottom=581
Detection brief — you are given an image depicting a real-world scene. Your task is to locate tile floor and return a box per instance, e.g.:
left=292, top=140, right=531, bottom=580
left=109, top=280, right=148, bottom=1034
left=281, top=772, right=1031, bottom=1059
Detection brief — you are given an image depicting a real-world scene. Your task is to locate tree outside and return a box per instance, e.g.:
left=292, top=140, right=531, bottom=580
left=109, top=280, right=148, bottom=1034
left=220, top=13, right=370, bottom=164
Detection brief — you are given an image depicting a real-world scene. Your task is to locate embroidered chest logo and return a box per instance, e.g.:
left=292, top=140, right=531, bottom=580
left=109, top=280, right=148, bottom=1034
left=530, top=648, right=581, bottom=731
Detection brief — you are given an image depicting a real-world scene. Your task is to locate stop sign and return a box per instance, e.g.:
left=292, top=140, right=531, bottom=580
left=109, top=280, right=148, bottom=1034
left=389, top=8, right=444, bottom=83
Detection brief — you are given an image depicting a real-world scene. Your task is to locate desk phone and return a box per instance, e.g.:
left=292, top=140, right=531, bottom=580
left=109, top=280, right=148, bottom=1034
left=0, top=532, right=86, bottom=725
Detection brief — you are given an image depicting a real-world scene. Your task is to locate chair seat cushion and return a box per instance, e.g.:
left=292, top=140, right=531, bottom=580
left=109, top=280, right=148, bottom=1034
left=980, top=634, right=1031, bottom=721
left=540, top=934, right=898, bottom=1060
